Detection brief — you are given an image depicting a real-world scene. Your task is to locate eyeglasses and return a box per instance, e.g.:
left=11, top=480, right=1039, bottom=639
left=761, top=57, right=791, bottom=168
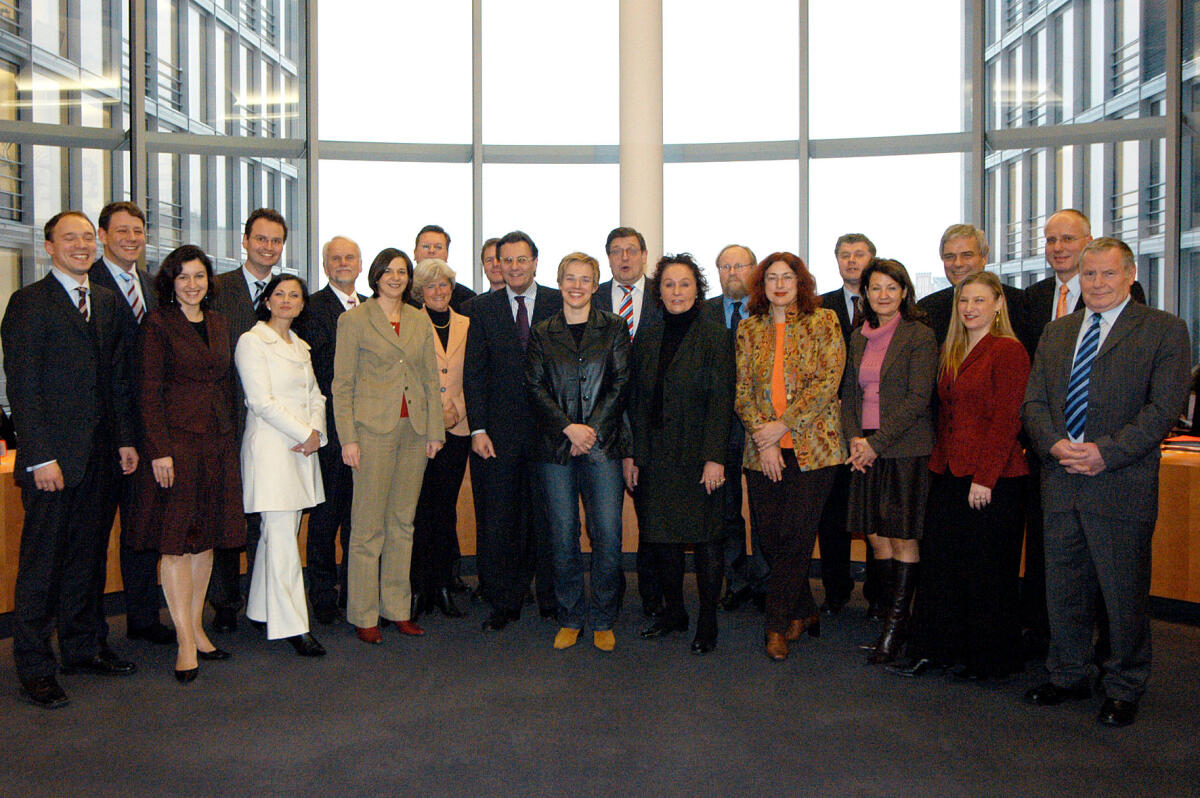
left=250, top=234, right=284, bottom=247
left=608, top=246, right=642, bottom=259
left=716, top=263, right=752, bottom=272
left=501, top=256, right=533, bottom=267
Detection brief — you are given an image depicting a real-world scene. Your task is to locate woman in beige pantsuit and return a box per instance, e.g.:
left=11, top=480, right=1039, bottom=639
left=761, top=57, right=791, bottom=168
left=332, top=248, right=444, bottom=644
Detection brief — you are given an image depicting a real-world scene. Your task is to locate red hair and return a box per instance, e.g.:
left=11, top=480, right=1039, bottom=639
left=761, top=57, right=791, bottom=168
left=746, top=251, right=819, bottom=316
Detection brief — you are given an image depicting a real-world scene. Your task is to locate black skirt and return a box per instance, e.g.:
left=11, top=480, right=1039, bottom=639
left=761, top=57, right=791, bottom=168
left=846, top=454, right=929, bottom=541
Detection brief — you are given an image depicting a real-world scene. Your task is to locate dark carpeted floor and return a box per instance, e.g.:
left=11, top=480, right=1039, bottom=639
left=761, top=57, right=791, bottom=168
left=2, top=578, right=1198, bottom=797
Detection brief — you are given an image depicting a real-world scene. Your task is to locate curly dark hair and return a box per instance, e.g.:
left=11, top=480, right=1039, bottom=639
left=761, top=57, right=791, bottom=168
left=745, top=252, right=818, bottom=317
left=154, top=244, right=216, bottom=309
left=649, top=253, right=707, bottom=309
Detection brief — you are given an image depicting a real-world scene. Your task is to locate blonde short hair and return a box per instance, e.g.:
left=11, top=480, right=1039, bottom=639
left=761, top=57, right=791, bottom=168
left=556, top=252, right=600, bottom=285
left=411, top=258, right=456, bottom=303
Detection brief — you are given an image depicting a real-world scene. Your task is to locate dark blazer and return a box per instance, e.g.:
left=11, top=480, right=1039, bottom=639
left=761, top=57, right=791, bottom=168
left=450, top=282, right=477, bottom=313
left=928, top=335, right=1031, bottom=489
left=1021, top=303, right=1191, bottom=521
left=210, top=268, right=261, bottom=434
left=462, top=285, right=563, bottom=452
left=293, top=285, right=366, bottom=447
left=1, top=274, right=134, bottom=486
left=628, top=313, right=734, bottom=544
left=1024, top=274, right=1147, bottom=334
left=525, top=307, right=631, bottom=465
left=595, top=278, right=662, bottom=340
left=918, top=281, right=1037, bottom=356
left=88, top=258, right=157, bottom=319
left=840, top=318, right=937, bottom=458
left=136, top=306, right=236, bottom=453
left=820, top=287, right=857, bottom=346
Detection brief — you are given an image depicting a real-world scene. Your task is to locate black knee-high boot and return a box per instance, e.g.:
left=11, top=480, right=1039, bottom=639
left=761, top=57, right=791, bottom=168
left=868, top=561, right=917, bottom=665
left=691, top=542, right=723, bottom=653
left=640, top=544, right=688, bottom=638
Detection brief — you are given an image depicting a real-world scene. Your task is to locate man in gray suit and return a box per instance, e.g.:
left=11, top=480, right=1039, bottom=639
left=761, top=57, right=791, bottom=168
left=207, top=207, right=288, bottom=632
left=1022, top=237, right=1190, bottom=728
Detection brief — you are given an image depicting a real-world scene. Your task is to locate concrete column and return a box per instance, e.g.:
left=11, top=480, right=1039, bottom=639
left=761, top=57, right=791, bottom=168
left=619, top=0, right=663, bottom=264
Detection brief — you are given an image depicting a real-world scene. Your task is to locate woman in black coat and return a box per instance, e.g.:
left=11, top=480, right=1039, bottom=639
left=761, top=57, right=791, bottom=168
left=626, top=253, right=734, bottom=654
left=526, top=252, right=630, bottom=652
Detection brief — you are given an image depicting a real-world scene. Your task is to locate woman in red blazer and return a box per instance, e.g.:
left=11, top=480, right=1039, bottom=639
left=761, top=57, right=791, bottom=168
left=892, top=271, right=1030, bottom=681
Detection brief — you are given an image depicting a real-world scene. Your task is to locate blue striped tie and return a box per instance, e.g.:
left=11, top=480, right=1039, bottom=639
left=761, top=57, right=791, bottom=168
left=1064, top=313, right=1102, bottom=439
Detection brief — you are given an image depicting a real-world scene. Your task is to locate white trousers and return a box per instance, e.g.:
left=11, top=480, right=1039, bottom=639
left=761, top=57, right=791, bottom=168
left=246, top=509, right=309, bottom=639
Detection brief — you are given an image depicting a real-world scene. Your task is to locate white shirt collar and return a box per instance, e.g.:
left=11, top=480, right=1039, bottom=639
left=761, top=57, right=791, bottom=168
left=328, top=283, right=357, bottom=309
left=51, top=267, right=88, bottom=292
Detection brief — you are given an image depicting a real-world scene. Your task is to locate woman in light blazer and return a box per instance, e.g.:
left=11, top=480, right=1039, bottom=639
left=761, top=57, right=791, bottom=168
left=410, top=258, right=470, bottom=620
left=235, top=274, right=327, bottom=657
left=840, top=258, right=937, bottom=665
left=332, top=248, right=444, bottom=644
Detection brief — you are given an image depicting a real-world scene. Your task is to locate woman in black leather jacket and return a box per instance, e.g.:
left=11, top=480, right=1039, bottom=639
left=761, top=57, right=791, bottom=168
left=526, top=252, right=631, bottom=652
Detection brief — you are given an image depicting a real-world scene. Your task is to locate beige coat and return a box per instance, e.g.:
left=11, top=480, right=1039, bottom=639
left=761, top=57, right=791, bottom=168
left=430, top=308, right=470, bottom=437
left=235, top=322, right=327, bottom=512
left=331, top=299, right=445, bottom=446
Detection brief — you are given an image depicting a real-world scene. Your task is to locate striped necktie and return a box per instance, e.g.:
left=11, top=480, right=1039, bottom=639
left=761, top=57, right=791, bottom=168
left=76, top=286, right=89, bottom=321
left=1056, top=283, right=1069, bottom=319
left=119, top=272, right=144, bottom=323
left=252, top=280, right=266, bottom=309
left=1064, top=313, right=1102, bottom=439
left=618, top=284, right=634, bottom=339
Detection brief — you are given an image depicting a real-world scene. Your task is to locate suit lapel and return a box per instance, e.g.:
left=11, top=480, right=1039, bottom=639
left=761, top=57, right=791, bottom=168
left=1095, top=303, right=1140, bottom=361
left=366, top=299, right=406, bottom=352
left=878, top=320, right=907, bottom=380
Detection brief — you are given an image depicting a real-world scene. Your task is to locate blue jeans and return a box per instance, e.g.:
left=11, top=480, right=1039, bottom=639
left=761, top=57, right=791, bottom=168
left=536, top=458, right=624, bottom=631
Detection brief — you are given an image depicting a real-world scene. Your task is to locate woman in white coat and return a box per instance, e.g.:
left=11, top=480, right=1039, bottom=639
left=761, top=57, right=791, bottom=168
left=235, top=274, right=328, bottom=657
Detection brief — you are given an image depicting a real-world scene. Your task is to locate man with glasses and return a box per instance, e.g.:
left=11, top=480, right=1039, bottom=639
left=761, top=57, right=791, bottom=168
left=463, top=230, right=563, bottom=631
left=706, top=244, right=768, bottom=614
left=596, top=226, right=661, bottom=342
left=208, top=207, right=288, bottom=633
left=596, top=226, right=663, bottom=616
left=818, top=233, right=877, bottom=616
left=414, top=224, right=477, bottom=312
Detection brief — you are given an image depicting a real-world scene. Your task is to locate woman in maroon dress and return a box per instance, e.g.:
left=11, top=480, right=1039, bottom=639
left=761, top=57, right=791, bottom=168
left=131, top=245, right=245, bottom=682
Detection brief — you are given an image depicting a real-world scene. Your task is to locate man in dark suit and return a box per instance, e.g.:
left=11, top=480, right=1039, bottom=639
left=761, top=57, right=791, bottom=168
left=207, top=207, right=288, bottom=632
left=817, top=233, right=876, bottom=616
left=706, top=243, right=768, bottom=613
left=1022, top=237, right=1190, bottom=728
left=595, top=226, right=663, bottom=615
left=1021, top=209, right=1146, bottom=660
left=2, top=211, right=139, bottom=708
left=293, top=235, right=366, bottom=625
left=415, top=224, right=476, bottom=312
left=463, top=230, right=562, bottom=630
left=917, top=224, right=1036, bottom=355
left=87, top=201, right=173, bottom=648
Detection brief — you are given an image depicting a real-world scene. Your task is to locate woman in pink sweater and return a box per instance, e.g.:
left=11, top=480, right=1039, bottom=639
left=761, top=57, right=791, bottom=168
left=840, top=258, right=938, bottom=664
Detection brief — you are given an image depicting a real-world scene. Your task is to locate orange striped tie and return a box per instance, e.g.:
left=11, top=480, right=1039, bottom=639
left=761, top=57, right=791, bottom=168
left=1056, top=284, right=1068, bottom=319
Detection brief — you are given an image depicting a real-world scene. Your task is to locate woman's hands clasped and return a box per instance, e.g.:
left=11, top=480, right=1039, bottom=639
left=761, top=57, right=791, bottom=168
left=291, top=430, right=321, bottom=457
left=845, top=436, right=877, bottom=473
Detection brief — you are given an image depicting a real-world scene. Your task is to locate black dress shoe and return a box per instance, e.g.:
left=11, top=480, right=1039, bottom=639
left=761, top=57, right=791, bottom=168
left=449, top=574, right=470, bottom=594
left=750, top=593, right=767, bottom=614
left=1097, top=697, right=1138, bottom=727
left=539, top=605, right=557, bottom=620
left=128, top=621, right=175, bottom=645
left=482, top=609, right=519, bottom=631
left=433, top=587, right=464, bottom=618
left=197, top=647, right=231, bottom=661
left=313, top=605, right=339, bottom=625
left=950, top=664, right=986, bottom=682
left=639, top=613, right=689, bottom=639
left=690, top=634, right=717, bottom=655
left=887, top=657, right=945, bottom=678
left=19, top=675, right=69, bottom=709
left=212, top=608, right=238, bottom=633
left=174, top=667, right=199, bottom=683
left=1024, top=681, right=1092, bottom=706
left=249, top=619, right=266, bottom=631
left=287, top=633, right=326, bottom=657
left=61, top=653, right=137, bottom=676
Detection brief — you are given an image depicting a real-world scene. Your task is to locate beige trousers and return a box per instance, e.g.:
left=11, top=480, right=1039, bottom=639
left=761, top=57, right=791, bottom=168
left=346, top=418, right=429, bottom=628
